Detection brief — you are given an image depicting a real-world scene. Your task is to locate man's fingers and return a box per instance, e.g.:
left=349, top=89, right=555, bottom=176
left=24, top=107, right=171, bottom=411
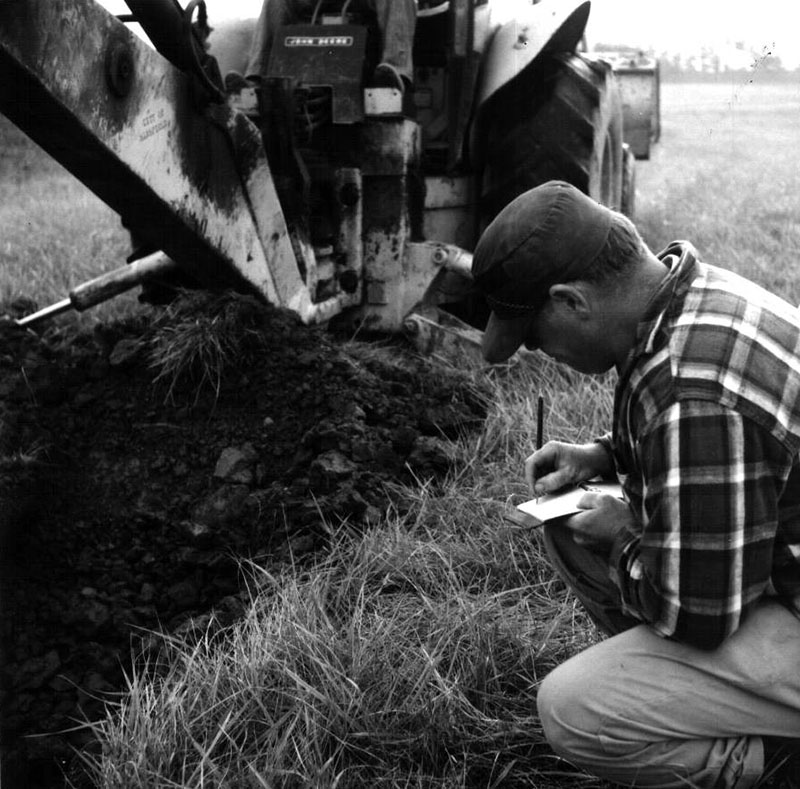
left=525, top=447, right=552, bottom=492
left=525, top=441, right=608, bottom=496
left=575, top=491, right=599, bottom=509
left=534, top=464, right=584, bottom=496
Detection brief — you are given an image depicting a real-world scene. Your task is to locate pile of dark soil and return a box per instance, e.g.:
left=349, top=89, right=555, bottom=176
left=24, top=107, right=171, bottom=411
left=0, top=293, right=487, bottom=787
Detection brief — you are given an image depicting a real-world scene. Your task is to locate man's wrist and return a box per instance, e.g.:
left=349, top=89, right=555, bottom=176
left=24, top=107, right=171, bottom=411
left=591, top=434, right=616, bottom=478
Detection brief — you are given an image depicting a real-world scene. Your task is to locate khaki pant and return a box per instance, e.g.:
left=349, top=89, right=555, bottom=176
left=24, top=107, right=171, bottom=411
left=245, top=0, right=416, bottom=81
left=538, top=524, right=800, bottom=788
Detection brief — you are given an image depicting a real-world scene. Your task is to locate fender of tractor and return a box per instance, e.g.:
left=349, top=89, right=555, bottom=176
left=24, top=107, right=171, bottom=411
left=0, top=0, right=654, bottom=342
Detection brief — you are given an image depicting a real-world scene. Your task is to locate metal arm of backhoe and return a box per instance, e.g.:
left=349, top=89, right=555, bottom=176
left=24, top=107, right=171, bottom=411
left=122, top=0, right=226, bottom=103
left=0, top=0, right=345, bottom=323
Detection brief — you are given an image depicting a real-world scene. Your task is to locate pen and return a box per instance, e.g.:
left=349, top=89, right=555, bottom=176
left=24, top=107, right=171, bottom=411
left=536, top=395, right=544, bottom=451
left=535, top=395, right=544, bottom=503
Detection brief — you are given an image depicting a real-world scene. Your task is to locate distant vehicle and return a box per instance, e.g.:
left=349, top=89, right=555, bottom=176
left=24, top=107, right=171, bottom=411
left=600, top=49, right=661, bottom=160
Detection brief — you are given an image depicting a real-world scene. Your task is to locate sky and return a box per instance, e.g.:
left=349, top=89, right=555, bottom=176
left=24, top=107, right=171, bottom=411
left=97, top=0, right=800, bottom=68
left=585, top=0, right=800, bottom=67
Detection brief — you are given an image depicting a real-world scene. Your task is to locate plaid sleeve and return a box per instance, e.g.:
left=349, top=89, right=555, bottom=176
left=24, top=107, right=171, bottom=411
left=611, top=399, right=788, bottom=649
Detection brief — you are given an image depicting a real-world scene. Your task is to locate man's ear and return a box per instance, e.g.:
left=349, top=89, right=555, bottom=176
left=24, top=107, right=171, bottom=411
left=548, top=283, right=591, bottom=314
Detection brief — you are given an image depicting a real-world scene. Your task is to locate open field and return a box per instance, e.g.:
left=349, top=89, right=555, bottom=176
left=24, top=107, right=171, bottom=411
left=636, top=80, right=800, bottom=302
left=3, top=79, right=800, bottom=787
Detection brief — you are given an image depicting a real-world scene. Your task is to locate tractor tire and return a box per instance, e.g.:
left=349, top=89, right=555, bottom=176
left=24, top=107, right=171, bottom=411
left=621, top=142, right=636, bottom=219
left=479, top=52, right=624, bottom=224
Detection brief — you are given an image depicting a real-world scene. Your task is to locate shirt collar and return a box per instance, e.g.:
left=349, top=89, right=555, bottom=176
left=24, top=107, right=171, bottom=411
left=627, top=241, right=702, bottom=362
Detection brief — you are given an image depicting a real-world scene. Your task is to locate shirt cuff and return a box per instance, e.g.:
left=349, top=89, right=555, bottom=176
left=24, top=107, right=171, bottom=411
left=608, top=531, right=644, bottom=621
left=608, top=529, right=638, bottom=588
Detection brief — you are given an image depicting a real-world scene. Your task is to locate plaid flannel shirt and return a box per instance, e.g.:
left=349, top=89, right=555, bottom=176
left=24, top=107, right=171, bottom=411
left=606, top=241, right=800, bottom=649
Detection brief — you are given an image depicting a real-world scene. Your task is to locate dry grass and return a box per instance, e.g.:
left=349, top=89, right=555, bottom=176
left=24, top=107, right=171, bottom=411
left=74, top=323, right=610, bottom=787
left=80, top=355, right=607, bottom=789
left=147, top=291, right=268, bottom=405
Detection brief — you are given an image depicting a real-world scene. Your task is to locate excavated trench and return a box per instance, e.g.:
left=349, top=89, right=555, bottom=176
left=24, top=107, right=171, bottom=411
left=0, top=293, right=487, bottom=787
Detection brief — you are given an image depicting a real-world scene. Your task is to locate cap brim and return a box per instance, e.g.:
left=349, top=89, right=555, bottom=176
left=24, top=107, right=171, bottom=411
left=482, top=312, right=530, bottom=363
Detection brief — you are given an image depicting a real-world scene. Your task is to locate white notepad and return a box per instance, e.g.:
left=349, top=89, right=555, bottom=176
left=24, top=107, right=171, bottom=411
left=511, top=481, right=624, bottom=527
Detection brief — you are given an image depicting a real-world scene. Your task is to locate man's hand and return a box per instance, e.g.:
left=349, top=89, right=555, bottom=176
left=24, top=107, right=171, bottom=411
left=525, top=440, right=613, bottom=496
left=563, top=491, right=635, bottom=555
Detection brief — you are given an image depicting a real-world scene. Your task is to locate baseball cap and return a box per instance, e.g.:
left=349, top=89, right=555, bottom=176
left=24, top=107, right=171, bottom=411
left=472, top=181, right=613, bottom=362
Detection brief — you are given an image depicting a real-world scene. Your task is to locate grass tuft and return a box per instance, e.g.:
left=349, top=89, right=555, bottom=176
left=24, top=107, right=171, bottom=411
left=147, top=290, right=267, bottom=405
